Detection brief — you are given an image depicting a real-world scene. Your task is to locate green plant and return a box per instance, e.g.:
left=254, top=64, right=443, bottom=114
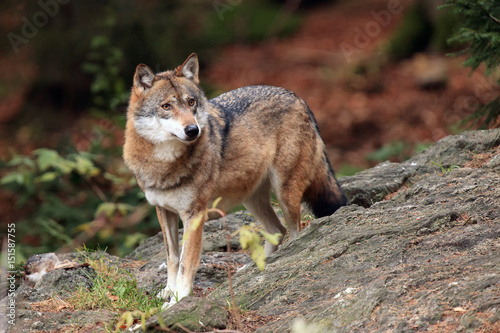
left=1, top=145, right=156, bottom=260
left=238, top=223, right=281, bottom=271
left=67, top=250, right=162, bottom=332
left=185, top=198, right=280, bottom=272
left=81, top=6, right=129, bottom=112
left=366, top=141, right=434, bottom=164
left=386, top=2, right=433, bottom=61
left=431, top=160, right=460, bottom=173
left=443, top=0, right=500, bottom=128
left=205, top=1, right=301, bottom=44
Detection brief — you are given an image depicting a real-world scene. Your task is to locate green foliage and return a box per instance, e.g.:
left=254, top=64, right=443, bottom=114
left=386, top=2, right=433, bottom=61
left=81, top=5, right=129, bottom=112
left=443, top=0, right=500, bottom=128
left=184, top=197, right=281, bottom=271
left=114, top=309, right=158, bottom=333
left=205, top=1, right=301, bottom=44
left=431, top=160, right=460, bottom=174
left=335, top=164, right=364, bottom=178
left=239, top=223, right=280, bottom=271
left=1, top=142, right=156, bottom=259
left=68, top=251, right=161, bottom=331
left=366, top=141, right=432, bottom=163
left=82, top=35, right=129, bottom=111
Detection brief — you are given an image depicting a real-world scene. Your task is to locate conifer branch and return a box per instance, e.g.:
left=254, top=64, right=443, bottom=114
left=480, top=4, right=500, bottom=26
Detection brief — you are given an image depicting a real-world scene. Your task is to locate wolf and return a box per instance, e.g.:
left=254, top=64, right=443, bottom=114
left=123, top=53, right=347, bottom=306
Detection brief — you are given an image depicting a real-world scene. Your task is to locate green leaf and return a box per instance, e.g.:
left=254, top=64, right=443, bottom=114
left=95, top=202, right=116, bottom=218
left=74, top=155, right=95, bottom=175
left=7, top=155, right=36, bottom=169
left=104, top=172, right=125, bottom=185
left=239, top=223, right=273, bottom=270
left=251, top=244, right=266, bottom=271
left=124, top=233, right=147, bottom=249
left=183, top=212, right=205, bottom=242
left=54, top=159, right=76, bottom=174
left=239, top=225, right=253, bottom=250
left=116, top=203, right=132, bottom=216
left=212, top=197, right=223, bottom=209
left=259, top=230, right=281, bottom=246
left=34, top=149, right=60, bottom=171
left=1, top=172, right=25, bottom=186
left=36, top=172, right=58, bottom=183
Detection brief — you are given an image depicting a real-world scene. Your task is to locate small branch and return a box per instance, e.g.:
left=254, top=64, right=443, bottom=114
left=479, top=4, right=500, bottom=26
left=152, top=325, right=176, bottom=332
left=174, top=324, right=193, bottom=333
left=84, top=178, right=108, bottom=202
left=488, top=12, right=500, bottom=25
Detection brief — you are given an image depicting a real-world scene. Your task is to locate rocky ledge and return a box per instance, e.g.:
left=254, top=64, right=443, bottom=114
left=2, top=129, right=499, bottom=332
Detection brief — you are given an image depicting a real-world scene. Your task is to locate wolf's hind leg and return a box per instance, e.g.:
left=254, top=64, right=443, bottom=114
left=243, top=179, right=286, bottom=255
left=156, top=207, right=180, bottom=300
left=272, top=179, right=305, bottom=240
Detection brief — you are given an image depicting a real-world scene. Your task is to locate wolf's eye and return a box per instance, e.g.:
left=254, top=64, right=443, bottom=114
left=188, top=99, right=196, bottom=107
left=161, top=103, right=171, bottom=110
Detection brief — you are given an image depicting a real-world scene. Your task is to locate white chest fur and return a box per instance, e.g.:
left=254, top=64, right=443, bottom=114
left=153, top=140, right=187, bottom=162
left=145, top=186, right=194, bottom=213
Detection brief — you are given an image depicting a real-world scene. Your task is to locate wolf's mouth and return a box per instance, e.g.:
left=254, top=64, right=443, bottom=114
left=173, top=133, right=199, bottom=143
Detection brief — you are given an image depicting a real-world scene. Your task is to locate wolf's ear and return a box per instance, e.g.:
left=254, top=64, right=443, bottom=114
left=134, top=64, right=155, bottom=95
left=175, top=53, right=199, bottom=84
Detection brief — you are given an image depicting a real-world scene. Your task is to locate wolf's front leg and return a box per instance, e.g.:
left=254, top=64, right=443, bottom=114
left=156, top=207, right=180, bottom=300
left=173, top=211, right=207, bottom=304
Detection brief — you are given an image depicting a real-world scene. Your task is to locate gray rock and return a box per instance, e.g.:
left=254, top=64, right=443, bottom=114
left=340, top=129, right=500, bottom=207
left=216, top=128, right=500, bottom=332
left=142, top=297, right=228, bottom=332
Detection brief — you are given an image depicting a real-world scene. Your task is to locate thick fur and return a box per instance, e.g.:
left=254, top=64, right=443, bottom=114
left=123, top=53, right=347, bottom=307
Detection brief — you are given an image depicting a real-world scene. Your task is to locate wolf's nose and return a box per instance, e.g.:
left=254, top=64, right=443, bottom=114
left=184, top=125, right=199, bottom=139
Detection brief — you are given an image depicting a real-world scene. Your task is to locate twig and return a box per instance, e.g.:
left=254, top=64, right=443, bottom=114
left=479, top=4, right=500, bottom=26
left=174, top=323, right=193, bottom=333
left=223, top=214, right=243, bottom=332
left=84, top=178, right=108, bottom=202
left=487, top=12, right=500, bottom=25
left=152, top=326, right=176, bottom=332
left=154, top=325, right=243, bottom=333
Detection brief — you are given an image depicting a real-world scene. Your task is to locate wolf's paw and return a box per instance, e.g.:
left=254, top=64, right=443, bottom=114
left=156, top=286, right=175, bottom=300
left=161, top=298, right=178, bottom=311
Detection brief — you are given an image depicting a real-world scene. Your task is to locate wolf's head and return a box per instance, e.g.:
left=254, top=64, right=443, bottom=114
left=128, top=53, right=208, bottom=145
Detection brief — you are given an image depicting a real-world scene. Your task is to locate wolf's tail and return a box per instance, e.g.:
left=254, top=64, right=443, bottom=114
left=303, top=153, right=347, bottom=218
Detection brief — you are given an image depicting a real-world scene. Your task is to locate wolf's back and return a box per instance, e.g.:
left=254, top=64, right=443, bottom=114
left=209, top=85, right=299, bottom=116
left=209, top=85, right=347, bottom=218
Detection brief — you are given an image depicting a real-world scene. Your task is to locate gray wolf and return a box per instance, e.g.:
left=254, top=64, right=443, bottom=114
left=123, top=53, right=346, bottom=306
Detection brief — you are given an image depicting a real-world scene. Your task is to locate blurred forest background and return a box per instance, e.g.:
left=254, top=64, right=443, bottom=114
left=0, top=0, right=499, bottom=262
